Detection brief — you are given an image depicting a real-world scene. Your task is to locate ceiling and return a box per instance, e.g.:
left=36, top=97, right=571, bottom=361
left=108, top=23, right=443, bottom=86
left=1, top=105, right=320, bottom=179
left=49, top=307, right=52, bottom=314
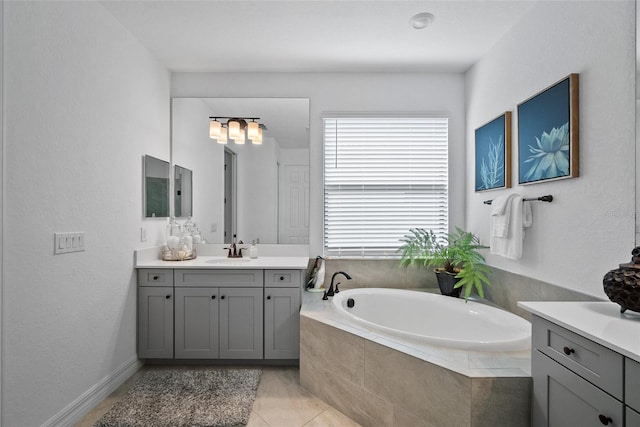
left=101, top=1, right=535, bottom=73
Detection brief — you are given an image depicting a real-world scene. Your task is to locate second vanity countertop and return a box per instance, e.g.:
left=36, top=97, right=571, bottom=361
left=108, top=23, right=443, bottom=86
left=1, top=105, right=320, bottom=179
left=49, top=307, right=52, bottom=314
left=518, top=301, right=640, bottom=362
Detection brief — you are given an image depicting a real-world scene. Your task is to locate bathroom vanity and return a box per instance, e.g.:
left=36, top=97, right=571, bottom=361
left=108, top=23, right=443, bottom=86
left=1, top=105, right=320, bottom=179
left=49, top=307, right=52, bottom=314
left=519, top=301, right=640, bottom=427
left=136, top=250, right=308, bottom=361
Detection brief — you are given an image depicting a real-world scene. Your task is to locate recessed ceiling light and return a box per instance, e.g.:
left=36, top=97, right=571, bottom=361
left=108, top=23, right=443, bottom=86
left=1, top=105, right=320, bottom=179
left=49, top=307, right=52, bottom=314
left=409, top=12, right=435, bottom=30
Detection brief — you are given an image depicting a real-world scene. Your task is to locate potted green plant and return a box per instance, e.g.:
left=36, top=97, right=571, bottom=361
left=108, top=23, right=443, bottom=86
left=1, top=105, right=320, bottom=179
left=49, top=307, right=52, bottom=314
left=398, top=227, right=491, bottom=300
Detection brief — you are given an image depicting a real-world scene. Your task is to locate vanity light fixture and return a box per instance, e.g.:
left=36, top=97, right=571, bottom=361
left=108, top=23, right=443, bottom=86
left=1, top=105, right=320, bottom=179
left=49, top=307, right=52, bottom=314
left=209, top=117, right=266, bottom=145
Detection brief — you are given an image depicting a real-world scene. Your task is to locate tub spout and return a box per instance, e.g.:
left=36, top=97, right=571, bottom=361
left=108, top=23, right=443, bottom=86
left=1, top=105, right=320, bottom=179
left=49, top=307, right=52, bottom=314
left=325, top=271, right=352, bottom=298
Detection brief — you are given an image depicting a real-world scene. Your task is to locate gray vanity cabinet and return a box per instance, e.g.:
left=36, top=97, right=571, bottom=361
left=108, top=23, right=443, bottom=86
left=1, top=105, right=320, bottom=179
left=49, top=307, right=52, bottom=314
left=264, top=270, right=301, bottom=359
left=532, top=315, right=631, bottom=427
left=219, top=287, right=264, bottom=359
left=174, top=287, right=219, bottom=359
left=137, top=269, right=174, bottom=358
left=138, top=267, right=302, bottom=361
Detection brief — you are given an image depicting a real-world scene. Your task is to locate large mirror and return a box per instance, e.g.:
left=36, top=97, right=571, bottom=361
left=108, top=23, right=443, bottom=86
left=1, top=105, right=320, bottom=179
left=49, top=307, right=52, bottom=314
left=144, top=155, right=170, bottom=218
left=171, top=97, right=310, bottom=244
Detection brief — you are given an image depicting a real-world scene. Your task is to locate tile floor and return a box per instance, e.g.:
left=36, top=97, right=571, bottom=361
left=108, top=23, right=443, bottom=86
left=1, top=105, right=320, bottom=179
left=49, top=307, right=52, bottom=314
left=74, top=366, right=361, bottom=427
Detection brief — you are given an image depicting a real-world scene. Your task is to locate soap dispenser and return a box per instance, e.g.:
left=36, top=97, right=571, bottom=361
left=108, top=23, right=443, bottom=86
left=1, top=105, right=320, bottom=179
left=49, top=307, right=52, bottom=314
left=249, top=240, right=258, bottom=259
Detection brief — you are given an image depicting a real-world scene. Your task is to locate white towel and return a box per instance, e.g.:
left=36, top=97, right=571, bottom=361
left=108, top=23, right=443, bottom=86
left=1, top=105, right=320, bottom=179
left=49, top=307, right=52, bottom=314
left=490, top=195, right=533, bottom=260
left=490, top=194, right=516, bottom=238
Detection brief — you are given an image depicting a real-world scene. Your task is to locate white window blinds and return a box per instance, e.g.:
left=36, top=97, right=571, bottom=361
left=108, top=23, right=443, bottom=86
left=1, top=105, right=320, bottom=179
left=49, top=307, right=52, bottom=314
left=323, top=116, right=449, bottom=257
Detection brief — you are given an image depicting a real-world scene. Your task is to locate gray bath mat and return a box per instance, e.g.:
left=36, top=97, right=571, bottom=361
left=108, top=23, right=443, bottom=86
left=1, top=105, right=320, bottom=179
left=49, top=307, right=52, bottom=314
left=94, top=368, right=262, bottom=427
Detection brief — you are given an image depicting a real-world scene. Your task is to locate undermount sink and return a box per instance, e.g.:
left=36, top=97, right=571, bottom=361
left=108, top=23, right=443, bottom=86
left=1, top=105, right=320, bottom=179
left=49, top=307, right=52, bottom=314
left=205, top=257, right=252, bottom=264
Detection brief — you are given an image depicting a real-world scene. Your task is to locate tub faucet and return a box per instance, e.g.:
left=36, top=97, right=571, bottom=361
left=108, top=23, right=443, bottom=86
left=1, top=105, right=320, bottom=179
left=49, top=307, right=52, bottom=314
left=323, top=271, right=352, bottom=300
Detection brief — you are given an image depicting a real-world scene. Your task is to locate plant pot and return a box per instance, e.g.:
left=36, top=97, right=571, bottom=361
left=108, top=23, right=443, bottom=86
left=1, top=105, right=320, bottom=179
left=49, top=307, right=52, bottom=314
left=435, top=270, right=462, bottom=298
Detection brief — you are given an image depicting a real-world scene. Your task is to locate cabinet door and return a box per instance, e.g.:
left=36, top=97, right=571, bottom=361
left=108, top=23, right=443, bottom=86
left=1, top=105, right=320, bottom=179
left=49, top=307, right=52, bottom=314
left=174, top=287, right=219, bottom=359
left=532, top=350, right=623, bottom=427
left=264, top=287, right=300, bottom=359
left=138, top=286, right=174, bottom=359
left=627, top=407, right=640, bottom=427
left=219, top=287, right=263, bottom=359
left=626, top=357, right=640, bottom=411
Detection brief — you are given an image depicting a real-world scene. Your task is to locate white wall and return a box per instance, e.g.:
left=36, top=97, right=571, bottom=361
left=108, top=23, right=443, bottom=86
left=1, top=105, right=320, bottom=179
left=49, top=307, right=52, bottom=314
left=465, top=1, right=636, bottom=297
left=3, top=2, right=170, bottom=425
left=172, top=72, right=467, bottom=256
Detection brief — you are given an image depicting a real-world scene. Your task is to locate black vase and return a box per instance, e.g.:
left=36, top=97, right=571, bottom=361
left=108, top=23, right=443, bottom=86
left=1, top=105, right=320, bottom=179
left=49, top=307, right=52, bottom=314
left=603, top=247, right=640, bottom=313
left=435, top=270, right=462, bottom=298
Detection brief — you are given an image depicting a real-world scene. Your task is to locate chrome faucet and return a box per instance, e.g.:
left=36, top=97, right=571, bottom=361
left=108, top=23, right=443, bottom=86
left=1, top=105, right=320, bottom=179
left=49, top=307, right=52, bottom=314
left=323, top=271, right=352, bottom=300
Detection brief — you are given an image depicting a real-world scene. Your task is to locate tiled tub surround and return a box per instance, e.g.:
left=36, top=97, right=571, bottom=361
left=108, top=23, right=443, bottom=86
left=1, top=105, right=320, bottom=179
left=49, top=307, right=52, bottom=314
left=300, top=291, right=532, bottom=427
left=320, top=259, right=602, bottom=318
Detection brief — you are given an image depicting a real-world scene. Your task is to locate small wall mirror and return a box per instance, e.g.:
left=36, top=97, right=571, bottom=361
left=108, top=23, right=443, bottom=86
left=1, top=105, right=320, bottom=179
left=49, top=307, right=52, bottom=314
left=144, top=155, right=170, bottom=218
left=174, top=164, right=193, bottom=218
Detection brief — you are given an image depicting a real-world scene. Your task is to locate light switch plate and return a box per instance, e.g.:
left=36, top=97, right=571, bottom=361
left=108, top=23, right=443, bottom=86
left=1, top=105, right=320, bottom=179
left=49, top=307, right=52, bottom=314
left=54, top=232, right=86, bottom=254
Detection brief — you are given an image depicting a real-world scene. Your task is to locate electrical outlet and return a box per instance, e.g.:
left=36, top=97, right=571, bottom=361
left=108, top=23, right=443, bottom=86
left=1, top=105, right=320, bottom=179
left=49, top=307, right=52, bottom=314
left=54, top=232, right=86, bottom=254
left=211, top=223, right=217, bottom=232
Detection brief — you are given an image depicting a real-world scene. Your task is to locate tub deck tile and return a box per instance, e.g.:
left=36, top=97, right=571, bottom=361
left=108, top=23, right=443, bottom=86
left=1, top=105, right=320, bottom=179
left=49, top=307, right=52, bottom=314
left=363, top=340, right=472, bottom=427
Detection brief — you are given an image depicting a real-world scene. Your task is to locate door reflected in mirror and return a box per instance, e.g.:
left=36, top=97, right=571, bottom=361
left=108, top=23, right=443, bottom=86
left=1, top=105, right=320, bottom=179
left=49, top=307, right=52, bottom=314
left=144, top=155, right=170, bottom=218
left=171, top=97, right=310, bottom=244
left=174, top=165, right=192, bottom=218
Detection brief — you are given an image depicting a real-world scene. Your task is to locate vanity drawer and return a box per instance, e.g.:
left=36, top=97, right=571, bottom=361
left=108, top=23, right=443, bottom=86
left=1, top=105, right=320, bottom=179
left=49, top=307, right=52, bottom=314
left=138, top=269, right=174, bottom=287
left=265, top=270, right=302, bottom=288
left=626, top=358, right=640, bottom=411
left=532, top=316, right=623, bottom=400
left=175, top=269, right=263, bottom=287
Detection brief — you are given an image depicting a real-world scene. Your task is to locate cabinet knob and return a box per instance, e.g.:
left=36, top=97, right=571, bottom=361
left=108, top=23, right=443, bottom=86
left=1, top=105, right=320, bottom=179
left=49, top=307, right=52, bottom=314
left=267, top=296, right=271, bottom=300
left=153, top=276, right=159, bottom=280
left=279, top=276, right=285, bottom=281
left=563, top=346, right=575, bottom=356
left=221, top=295, right=225, bottom=300
left=598, top=414, right=613, bottom=425
left=165, top=295, right=171, bottom=299
left=211, top=295, right=216, bottom=299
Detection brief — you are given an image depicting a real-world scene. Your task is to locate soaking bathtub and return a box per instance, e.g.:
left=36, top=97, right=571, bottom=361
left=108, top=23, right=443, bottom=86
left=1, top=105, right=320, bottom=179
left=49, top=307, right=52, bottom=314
left=299, top=287, right=532, bottom=426
left=332, top=287, right=531, bottom=351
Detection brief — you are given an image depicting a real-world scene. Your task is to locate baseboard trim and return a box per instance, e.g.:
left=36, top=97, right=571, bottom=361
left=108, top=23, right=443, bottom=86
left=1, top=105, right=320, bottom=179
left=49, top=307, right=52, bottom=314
left=41, top=356, right=142, bottom=427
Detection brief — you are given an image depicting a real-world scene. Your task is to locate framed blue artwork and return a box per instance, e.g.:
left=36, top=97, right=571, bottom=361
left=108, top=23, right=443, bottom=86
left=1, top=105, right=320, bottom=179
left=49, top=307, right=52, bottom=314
left=517, top=74, right=579, bottom=185
left=475, top=112, right=512, bottom=192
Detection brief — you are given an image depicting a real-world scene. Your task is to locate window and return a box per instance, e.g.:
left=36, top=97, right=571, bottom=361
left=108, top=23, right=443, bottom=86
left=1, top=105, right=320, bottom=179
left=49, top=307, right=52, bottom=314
left=323, top=116, right=448, bottom=257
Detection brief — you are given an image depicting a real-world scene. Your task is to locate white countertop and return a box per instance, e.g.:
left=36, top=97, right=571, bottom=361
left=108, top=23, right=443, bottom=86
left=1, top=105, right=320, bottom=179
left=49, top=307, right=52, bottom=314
left=134, top=245, right=310, bottom=270
left=518, top=301, right=640, bottom=362
left=136, top=255, right=309, bottom=270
